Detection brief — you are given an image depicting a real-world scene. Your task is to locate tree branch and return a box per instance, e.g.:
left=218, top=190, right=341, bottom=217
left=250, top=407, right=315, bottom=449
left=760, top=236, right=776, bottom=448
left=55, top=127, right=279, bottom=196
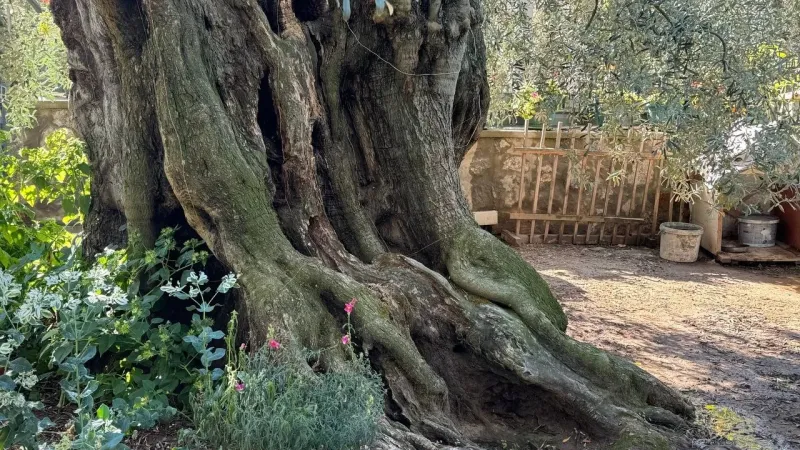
left=585, top=0, right=599, bottom=30
left=26, top=0, right=43, bottom=14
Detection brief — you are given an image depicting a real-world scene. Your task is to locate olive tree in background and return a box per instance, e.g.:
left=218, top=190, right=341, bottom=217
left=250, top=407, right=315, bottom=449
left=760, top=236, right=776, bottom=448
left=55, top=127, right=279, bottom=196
left=485, top=0, right=800, bottom=211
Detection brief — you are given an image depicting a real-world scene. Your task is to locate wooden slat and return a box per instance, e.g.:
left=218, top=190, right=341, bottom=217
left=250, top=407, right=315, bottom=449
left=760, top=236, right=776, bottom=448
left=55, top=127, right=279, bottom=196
left=589, top=159, right=603, bottom=240
left=554, top=122, right=563, bottom=149
left=529, top=154, right=544, bottom=243
left=668, top=195, right=675, bottom=223
left=636, top=158, right=653, bottom=245
left=523, top=119, right=530, bottom=148
left=543, top=155, right=560, bottom=241
left=474, top=210, right=498, bottom=226
left=626, top=159, right=639, bottom=242
left=600, top=159, right=614, bottom=243
left=573, top=156, right=587, bottom=244
left=651, top=159, right=663, bottom=236
left=515, top=153, right=526, bottom=235
left=511, top=213, right=645, bottom=223
left=716, top=242, right=800, bottom=264
left=612, top=160, right=628, bottom=243
left=540, top=123, right=549, bottom=147
left=559, top=159, right=573, bottom=239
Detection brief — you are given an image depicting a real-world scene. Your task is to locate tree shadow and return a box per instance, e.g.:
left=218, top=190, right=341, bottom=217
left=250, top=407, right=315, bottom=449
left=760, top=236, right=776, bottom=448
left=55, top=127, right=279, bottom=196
left=520, top=244, right=800, bottom=446
left=547, top=281, right=799, bottom=449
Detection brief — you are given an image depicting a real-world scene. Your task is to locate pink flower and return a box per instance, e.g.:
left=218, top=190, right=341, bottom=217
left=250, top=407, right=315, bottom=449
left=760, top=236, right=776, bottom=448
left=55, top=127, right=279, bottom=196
left=235, top=380, right=245, bottom=392
left=530, top=92, right=540, bottom=99
left=239, top=343, right=247, bottom=351
left=268, top=339, right=281, bottom=350
left=341, top=334, right=351, bottom=345
left=344, top=298, right=358, bottom=315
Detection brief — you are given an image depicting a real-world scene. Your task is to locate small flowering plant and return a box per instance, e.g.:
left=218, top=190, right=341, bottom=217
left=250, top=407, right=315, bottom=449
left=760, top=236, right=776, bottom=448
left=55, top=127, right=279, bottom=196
left=160, top=265, right=238, bottom=383
left=512, top=84, right=543, bottom=121
left=341, top=298, right=358, bottom=347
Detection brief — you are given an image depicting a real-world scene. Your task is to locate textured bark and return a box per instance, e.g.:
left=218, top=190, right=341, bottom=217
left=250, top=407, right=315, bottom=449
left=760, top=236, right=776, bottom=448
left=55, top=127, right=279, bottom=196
left=52, top=0, right=694, bottom=448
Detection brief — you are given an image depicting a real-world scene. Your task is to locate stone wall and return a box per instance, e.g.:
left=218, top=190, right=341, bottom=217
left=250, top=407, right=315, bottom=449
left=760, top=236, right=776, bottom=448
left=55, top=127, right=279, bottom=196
left=23, top=98, right=74, bottom=147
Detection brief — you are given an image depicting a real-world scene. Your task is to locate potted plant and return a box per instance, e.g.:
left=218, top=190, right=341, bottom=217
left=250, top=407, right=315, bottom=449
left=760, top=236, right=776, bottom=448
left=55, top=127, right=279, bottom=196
left=511, top=84, right=544, bottom=129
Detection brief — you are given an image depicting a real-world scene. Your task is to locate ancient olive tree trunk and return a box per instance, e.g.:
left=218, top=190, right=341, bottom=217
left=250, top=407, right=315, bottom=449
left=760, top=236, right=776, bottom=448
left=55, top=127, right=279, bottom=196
left=52, top=0, right=694, bottom=448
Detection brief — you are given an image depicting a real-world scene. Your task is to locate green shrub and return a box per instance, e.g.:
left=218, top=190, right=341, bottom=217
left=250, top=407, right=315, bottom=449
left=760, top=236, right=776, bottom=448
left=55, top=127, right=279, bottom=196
left=0, top=129, right=90, bottom=268
left=0, top=228, right=236, bottom=449
left=186, top=345, right=384, bottom=450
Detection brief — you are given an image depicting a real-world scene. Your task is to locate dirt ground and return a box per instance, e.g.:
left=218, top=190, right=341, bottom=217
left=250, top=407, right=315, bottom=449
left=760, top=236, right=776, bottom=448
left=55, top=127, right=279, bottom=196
left=518, top=244, right=800, bottom=450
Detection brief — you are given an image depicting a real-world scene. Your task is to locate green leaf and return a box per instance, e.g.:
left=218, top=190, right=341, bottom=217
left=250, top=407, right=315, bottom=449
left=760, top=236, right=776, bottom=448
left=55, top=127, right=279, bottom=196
left=80, top=380, right=100, bottom=399
left=51, top=342, right=73, bottom=365
left=197, top=302, right=216, bottom=313
left=205, top=328, right=224, bottom=341
left=129, top=322, right=150, bottom=340
left=98, top=335, right=116, bottom=355
left=77, top=345, right=97, bottom=364
left=0, top=247, right=12, bottom=268
left=9, top=357, right=33, bottom=373
left=148, top=267, right=169, bottom=284
left=100, top=432, right=124, bottom=449
left=96, top=404, right=112, bottom=420
left=200, top=347, right=225, bottom=368
left=0, top=375, right=17, bottom=391
left=38, top=417, right=55, bottom=432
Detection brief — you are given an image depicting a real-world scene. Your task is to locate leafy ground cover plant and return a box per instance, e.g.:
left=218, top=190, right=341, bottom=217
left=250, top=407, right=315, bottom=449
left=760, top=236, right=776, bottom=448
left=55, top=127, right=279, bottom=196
left=182, top=299, right=384, bottom=450
left=0, top=228, right=237, bottom=449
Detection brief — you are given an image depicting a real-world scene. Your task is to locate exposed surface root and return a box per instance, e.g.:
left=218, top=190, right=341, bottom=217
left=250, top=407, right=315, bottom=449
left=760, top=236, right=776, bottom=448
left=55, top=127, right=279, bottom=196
left=437, top=226, right=693, bottom=447
left=373, top=418, right=482, bottom=450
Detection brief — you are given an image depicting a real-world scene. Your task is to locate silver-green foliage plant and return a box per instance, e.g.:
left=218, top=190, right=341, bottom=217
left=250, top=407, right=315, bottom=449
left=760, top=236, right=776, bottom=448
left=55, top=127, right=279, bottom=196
left=484, top=0, right=800, bottom=211
left=0, top=228, right=238, bottom=449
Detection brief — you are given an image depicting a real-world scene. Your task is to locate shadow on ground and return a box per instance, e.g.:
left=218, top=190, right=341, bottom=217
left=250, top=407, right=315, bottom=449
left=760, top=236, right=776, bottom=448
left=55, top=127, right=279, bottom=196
left=518, top=244, right=800, bottom=450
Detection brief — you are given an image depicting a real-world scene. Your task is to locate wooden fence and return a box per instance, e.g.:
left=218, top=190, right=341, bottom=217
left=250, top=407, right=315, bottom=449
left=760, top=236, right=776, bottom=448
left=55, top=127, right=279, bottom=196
left=505, top=123, right=688, bottom=246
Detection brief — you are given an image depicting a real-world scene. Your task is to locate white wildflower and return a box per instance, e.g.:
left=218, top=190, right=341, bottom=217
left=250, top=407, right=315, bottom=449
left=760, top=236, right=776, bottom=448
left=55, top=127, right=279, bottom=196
left=44, top=293, right=63, bottom=309
left=188, top=286, right=201, bottom=298
left=64, top=295, right=81, bottom=310
left=86, top=265, right=110, bottom=285
left=14, top=371, right=38, bottom=390
left=0, top=269, right=21, bottom=305
left=58, top=270, right=81, bottom=283
left=107, top=286, right=128, bottom=306
left=187, top=271, right=208, bottom=286
left=86, top=290, right=107, bottom=305
left=0, top=341, right=17, bottom=357
left=160, top=281, right=182, bottom=295
left=0, top=391, right=28, bottom=409
left=217, top=273, right=238, bottom=294
left=15, top=303, right=38, bottom=325
left=44, top=274, right=61, bottom=286
left=15, top=289, right=45, bottom=324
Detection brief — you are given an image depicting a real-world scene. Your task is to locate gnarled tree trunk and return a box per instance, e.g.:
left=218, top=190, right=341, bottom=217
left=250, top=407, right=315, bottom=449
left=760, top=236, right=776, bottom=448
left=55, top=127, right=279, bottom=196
left=52, top=0, right=694, bottom=448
